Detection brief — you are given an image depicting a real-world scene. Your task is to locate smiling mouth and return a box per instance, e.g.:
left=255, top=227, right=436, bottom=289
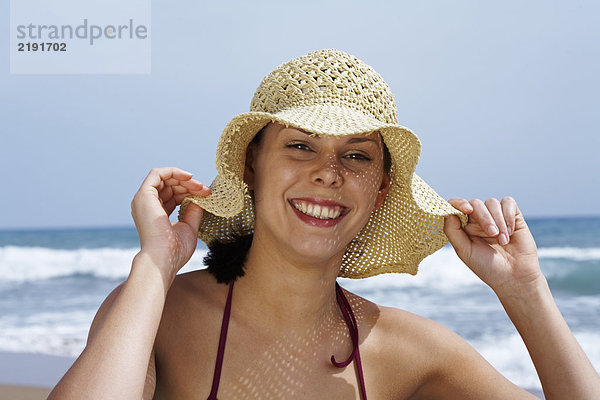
left=289, top=199, right=349, bottom=220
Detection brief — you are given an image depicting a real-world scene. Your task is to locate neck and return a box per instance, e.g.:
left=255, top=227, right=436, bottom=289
left=233, top=230, right=345, bottom=334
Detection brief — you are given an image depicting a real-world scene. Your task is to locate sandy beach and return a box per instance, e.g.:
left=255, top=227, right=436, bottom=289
left=0, top=385, right=51, bottom=400
left=0, top=351, right=74, bottom=400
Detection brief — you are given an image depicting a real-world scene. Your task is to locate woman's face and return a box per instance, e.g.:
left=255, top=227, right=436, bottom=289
left=245, top=122, right=390, bottom=264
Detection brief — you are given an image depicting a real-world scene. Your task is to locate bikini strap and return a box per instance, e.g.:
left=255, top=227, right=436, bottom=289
left=207, top=280, right=235, bottom=400
left=207, top=281, right=367, bottom=400
left=331, top=282, right=368, bottom=400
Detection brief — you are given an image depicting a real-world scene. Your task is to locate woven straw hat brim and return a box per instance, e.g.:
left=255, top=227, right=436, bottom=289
left=180, top=106, right=466, bottom=278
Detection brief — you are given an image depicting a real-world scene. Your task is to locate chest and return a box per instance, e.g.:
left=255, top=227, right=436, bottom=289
left=154, top=327, right=367, bottom=399
left=154, top=323, right=424, bottom=400
left=154, top=279, right=426, bottom=399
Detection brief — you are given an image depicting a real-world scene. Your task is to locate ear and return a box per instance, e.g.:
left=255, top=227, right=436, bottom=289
left=373, top=173, right=391, bottom=211
left=243, top=142, right=258, bottom=190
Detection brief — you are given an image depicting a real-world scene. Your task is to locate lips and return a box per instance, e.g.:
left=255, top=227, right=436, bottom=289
left=288, top=197, right=350, bottom=227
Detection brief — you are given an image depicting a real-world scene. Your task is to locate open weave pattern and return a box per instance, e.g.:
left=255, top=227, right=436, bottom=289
left=179, top=49, right=466, bottom=278
left=250, top=50, right=398, bottom=126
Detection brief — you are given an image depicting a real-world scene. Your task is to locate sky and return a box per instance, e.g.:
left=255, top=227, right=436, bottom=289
left=1, top=0, right=599, bottom=229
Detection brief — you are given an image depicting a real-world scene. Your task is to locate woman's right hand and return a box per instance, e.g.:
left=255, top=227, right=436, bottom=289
left=131, top=167, right=210, bottom=285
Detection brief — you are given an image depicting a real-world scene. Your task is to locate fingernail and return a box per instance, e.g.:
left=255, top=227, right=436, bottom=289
left=488, top=225, right=499, bottom=235
left=499, top=233, right=509, bottom=246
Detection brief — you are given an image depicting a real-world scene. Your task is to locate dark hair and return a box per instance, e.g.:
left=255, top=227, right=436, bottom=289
left=382, top=140, right=392, bottom=175
left=203, top=124, right=392, bottom=284
left=204, top=233, right=253, bottom=283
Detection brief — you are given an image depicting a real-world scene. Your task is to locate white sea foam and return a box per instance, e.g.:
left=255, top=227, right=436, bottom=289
left=0, top=246, right=208, bottom=283
left=339, top=247, right=483, bottom=292
left=538, top=247, right=600, bottom=261
left=0, top=310, right=92, bottom=357
left=2, top=245, right=598, bottom=285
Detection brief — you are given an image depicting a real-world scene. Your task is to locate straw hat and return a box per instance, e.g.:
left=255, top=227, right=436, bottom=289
left=179, top=49, right=466, bottom=278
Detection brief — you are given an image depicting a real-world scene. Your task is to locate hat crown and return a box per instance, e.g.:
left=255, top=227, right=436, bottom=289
left=250, top=49, right=399, bottom=125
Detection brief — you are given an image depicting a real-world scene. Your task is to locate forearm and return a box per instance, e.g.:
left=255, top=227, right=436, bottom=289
left=497, top=275, right=600, bottom=399
left=49, top=252, right=169, bottom=400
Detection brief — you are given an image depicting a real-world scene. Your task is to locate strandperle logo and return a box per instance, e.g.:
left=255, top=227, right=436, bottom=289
left=15, top=19, right=148, bottom=45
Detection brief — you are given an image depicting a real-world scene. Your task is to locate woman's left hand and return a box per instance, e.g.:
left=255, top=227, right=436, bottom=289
left=444, top=197, right=543, bottom=295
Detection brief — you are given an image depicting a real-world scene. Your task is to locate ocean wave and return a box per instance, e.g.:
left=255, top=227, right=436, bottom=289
left=0, top=310, right=91, bottom=357
left=538, top=247, right=600, bottom=260
left=0, top=246, right=208, bottom=283
left=1, top=245, right=599, bottom=286
left=340, top=247, right=483, bottom=292
left=339, top=246, right=600, bottom=295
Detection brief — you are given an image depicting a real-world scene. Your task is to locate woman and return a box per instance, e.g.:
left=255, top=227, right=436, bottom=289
left=49, top=49, right=599, bottom=399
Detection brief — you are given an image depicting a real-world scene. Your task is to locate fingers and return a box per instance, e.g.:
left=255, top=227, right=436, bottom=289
left=448, top=197, right=505, bottom=244
left=150, top=167, right=208, bottom=191
left=448, top=198, right=473, bottom=215
left=479, top=197, right=519, bottom=245
left=484, top=198, right=509, bottom=246
left=133, top=167, right=211, bottom=218
left=468, top=198, right=500, bottom=236
left=140, top=167, right=193, bottom=189
left=452, top=197, right=519, bottom=246
left=501, top=196, right=517, bottom=235
left=443, top=214, right=472, bottom=263
left=181, top=202, right=204, bottom=232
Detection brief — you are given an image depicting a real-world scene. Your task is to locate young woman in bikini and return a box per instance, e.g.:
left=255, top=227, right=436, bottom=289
left=49, top=49, right=599, bottom=399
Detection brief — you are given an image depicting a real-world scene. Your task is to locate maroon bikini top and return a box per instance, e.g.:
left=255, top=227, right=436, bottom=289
left=206, top=280, right=368, bottom=400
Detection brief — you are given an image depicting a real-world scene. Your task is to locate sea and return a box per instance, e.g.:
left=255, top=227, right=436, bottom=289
left=0, top=216, right=599, bottom=393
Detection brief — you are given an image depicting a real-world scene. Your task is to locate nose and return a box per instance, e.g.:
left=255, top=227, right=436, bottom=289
left=310, top=154, right=343, bottom=187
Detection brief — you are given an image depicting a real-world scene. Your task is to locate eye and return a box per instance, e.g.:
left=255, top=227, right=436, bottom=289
left=344, top=152, right=372, bottom=161
left=286, top=143, right=312, bottom=151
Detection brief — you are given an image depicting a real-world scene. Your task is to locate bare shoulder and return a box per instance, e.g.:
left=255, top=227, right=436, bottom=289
left=343, top=289, right=459, bottom=371
left=88, top=270, right=223, bottom=347
left=158, top=269, right=228, bottom=336
left=152, top=270, right=231, bottom=398
left=154, top=269, right=233, bottom=358
left=167, top=268, right=224, bottom=303
left=341, top=288, right=454, bottom=350
left=342, top=289, right=536, bottom=399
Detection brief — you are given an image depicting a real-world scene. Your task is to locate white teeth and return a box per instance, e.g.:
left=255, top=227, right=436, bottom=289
left=328, top=207, right=336, bottom=218
left=291, top=201, right=343, bottom=220
left=320, top=206, right=329, bottom=219
left=313, top=205, right=321, bottom=217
